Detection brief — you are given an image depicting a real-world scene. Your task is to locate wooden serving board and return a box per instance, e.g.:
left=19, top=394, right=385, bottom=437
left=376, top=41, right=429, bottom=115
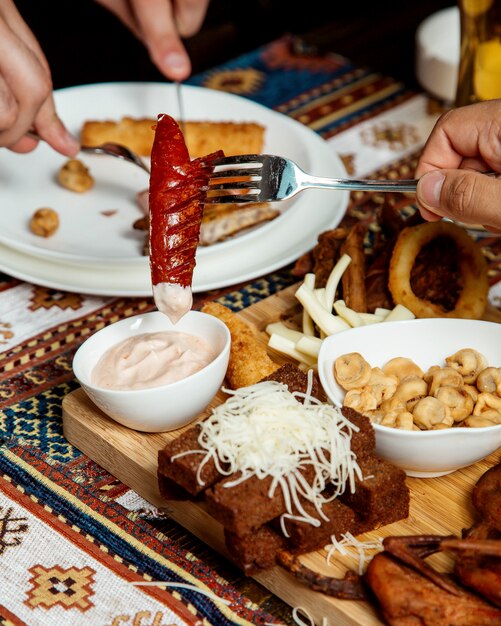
left=62, top=286, right=501, bottom=626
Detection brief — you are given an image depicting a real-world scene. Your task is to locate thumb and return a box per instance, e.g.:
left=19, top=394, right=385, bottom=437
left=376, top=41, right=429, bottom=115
left=416, top=169, right=501, bottom=231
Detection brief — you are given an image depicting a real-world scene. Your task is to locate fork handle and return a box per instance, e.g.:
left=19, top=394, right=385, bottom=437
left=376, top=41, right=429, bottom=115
left=306, top=170, right=500, bottom=193
left=304, top=176, right=418, bottom=193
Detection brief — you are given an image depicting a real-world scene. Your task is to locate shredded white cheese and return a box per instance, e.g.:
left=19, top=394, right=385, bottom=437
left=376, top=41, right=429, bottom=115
left=267, top=253, right=416, bottom=368
left=325, top=531, right=384, bottom=575
left=173, top=378, right=362, bottom=531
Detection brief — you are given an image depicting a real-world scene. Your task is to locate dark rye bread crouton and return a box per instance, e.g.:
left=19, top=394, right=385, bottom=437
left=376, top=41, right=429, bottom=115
left=224, top=525, right=287, bottom=575
left=341, top=406, right=376, bottom=459
left=280, top=498, right=357, bottom=554
left=203, top=411, right=375, bottom=536
left=156, top=359, right=410, bottom=577
left=223, top=455, right=411, bottom=573
left=157, top=364, right=324, bottom=502
left=205, top=469, right=313, bottom=536
left=157, top=425, right=224, bottom=497
left=261, top=362, right=325, bottom=402
left=228, top=503, right=353, bottom=575
left=340, top=456, right=410, bottom=533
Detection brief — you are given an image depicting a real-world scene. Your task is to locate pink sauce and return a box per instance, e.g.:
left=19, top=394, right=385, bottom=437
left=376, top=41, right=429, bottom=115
left=153, top=282, right=192, bottom=324
left=91, top=331, right=216, bottom=390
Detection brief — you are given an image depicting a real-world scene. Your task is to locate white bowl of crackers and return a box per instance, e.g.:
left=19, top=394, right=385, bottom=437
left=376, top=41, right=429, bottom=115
left=73, top=310, right=231, bottom=433
left=318, top=318, right=501, bottom=478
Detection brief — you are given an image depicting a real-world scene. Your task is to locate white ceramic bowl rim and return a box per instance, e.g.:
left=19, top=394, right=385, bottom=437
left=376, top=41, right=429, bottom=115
left=373, top=422, right=501, bottom=436
left=73, top=311, right=231, bottom=395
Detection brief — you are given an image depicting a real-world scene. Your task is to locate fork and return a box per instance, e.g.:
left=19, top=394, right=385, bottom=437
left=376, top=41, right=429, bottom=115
left=27, top=131, right=150, bottom=174
left=206, top=154, right=419, bottom=204
left=79, top=141, right=150, bottom=174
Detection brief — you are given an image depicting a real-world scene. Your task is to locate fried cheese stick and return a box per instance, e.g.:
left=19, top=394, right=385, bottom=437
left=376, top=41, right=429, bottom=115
left=81, top=117, right=265, bottom=158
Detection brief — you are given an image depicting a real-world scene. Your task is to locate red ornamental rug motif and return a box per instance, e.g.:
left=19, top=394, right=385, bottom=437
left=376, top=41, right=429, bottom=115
left=0, top=473, right=207, bottom=626
left=0, top=444, right=279, bottom=626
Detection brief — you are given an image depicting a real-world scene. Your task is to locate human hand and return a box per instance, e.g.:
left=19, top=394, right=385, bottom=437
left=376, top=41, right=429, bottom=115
left=415, top=99, right=501, bottom=233
left=0, top=0, right=79, bottom=155
left=95, top=0, right=211, bottom=81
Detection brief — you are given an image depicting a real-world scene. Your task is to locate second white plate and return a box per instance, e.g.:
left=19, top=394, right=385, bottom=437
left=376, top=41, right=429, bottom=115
left=0, top=179, right=343, bottom=295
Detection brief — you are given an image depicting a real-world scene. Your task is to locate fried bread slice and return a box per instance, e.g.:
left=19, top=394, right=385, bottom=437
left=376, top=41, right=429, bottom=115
left=199, top=203, right=279, bottom=245
left=201, top=301, right=280, bottom=388
left=133, top=202, right=280, bottom=250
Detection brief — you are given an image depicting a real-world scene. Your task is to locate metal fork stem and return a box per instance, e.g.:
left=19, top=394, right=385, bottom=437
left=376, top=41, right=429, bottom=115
left=26, top=131, right=150, bottom=174
left=175, top=81, right=186, bottom=136
left=80, top=144, right=150, bottom=174
left=299, top=175, right=417, bottom=193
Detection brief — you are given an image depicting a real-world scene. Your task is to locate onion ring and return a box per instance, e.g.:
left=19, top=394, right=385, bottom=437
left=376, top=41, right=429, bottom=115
left=388, top=221, right=489, bottom=319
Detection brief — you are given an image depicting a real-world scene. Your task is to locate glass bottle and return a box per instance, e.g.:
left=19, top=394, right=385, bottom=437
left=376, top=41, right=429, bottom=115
left=455, top=0, right=501, bottom=106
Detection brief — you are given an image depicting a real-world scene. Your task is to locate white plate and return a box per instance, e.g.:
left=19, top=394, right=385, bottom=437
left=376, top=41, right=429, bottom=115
left=0, top=185, right=346, bottom=294
left=0, top=82, right=348, bottom=275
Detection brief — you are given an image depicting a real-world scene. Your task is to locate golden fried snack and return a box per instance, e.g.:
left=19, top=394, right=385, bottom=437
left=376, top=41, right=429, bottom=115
left=382, top=357, right=424, bottom=381
left=388, top=221, right=489, bottom=319
left=476, top=367, right=501, bottom=394
left=201, top=302, right=279, bottom=389
left=337, top=345, right=501, bottom=430
left=30, top=208, right=59, bottom=237
left=334, top=352, right=372, bottom=390
left=434, top=386, right=473, bottom=422
left=445, top=348, right=488, bottom=384
left=58, top=158, right=94, bottom=193
left=81, top=117, right=265, bottom=158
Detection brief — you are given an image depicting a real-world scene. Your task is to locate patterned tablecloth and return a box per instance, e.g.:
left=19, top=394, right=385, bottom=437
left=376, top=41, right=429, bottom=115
left=1, top=35, right=501, bottom=626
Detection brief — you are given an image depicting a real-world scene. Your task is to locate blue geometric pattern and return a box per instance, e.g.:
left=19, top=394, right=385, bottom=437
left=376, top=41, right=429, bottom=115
left=0, top=380, right=82, bottom=463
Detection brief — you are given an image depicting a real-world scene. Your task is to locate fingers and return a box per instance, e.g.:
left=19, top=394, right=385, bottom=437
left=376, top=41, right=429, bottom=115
left=32, top=97, right=80, bottom=156
left=95, top=0, right=210, bottom=81
left=129, top=0, right=192, bottom=80
left=416, top=169, right=501, bottom=232
left=175, top=0, right=211, bottom=37
left=93, top=0, right=141, bottom=37
left=415, top=100, right=501, bottom=231
left=0, top=21, right=46, bottom=147
left=0, top=2, right=78, bottom=156
left=415, top=100, right=501, bottom=177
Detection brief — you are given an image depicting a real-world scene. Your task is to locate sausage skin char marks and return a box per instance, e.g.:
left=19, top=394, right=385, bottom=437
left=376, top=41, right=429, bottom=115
left=149, top=113, right=224, bottom=289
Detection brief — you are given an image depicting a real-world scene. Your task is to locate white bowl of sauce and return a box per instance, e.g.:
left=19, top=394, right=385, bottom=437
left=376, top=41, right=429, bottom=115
left=73, top=310, right=231, bottom=432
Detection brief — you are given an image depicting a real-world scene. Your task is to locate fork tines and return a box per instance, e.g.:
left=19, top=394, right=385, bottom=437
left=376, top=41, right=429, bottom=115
left=212, top=154, right=263, bottom=166
left=206, top=154, right=264, bottom=204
